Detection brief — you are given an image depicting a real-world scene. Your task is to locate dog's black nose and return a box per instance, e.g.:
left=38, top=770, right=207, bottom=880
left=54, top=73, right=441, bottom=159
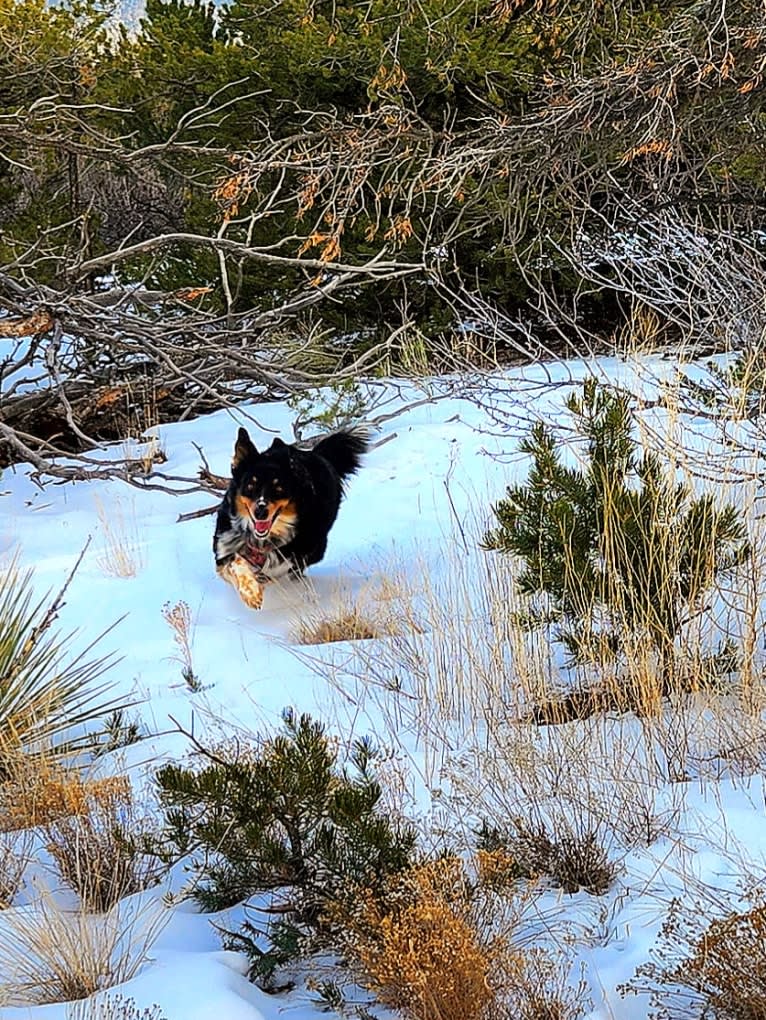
left=253, top=501, right=269, bottom=520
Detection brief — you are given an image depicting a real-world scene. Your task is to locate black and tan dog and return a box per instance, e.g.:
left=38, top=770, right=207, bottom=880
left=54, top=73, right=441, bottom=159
left=213, top=426, right=370, bottom=609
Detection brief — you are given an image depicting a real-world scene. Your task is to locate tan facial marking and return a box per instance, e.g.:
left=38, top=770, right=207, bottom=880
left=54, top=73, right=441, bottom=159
left=234, top=494, right=297, bottom=539
left=268, top=499, right=298, bottom=542
left=235, top=493, right=255, bottom=520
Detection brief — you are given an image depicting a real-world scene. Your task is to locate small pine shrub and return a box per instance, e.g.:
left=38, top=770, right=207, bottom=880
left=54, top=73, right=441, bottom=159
left=92, top=709, right=143, bottom=758
left=45, top=775, right=163, bottom=912
left=483, top=379, right=750, bottom=682
left=288, top=381, right=368, bottom=440
left=153, top=709, right=416, bottom=985
left=681, top=348, right=766, bottom=421
left=625, top=899, right=766, bottom=1019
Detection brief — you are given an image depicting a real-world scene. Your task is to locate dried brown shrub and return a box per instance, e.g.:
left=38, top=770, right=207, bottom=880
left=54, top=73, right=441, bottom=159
left=337, top=856, right=517, bottom=1020
left=475, top=847, right=523, bottom=894
left=45, top=776, right=162, bottom=912
left=0, top=755, right=124, bottom=831
left=628, top=900, right=766, bottom=1020
left=336, top=854, right=590, bottom=1020
left=688, top=906, right=766, bottom=1019
left=486, top=820, right=616, bottom=896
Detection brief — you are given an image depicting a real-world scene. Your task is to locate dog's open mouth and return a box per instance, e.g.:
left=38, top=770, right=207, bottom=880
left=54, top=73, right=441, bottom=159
left=251, top=508, right=280, bottom=539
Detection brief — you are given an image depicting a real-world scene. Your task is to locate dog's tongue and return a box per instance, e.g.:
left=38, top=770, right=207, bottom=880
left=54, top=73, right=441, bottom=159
left=254, top=519, right=271, bottom=537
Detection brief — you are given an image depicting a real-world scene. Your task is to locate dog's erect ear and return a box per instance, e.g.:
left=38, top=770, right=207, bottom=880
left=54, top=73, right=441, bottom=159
left=232, top=427, right=257, bottom=469
left=270, top=437, right=287, bottom=451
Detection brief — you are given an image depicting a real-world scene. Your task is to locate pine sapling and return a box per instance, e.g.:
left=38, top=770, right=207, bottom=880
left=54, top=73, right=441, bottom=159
left=484, top=379, right=750, bottom=686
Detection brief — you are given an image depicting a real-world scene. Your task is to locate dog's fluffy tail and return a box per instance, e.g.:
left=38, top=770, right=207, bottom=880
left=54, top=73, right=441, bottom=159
left=313, top=425, right=372, bottom=480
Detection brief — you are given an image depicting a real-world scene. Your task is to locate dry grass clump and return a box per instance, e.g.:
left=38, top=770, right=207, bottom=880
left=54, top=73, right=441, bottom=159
left=528, top=638, right=743, bottom=726
left=94, top=495, right=145, bottom=579
left=316, top=539, right=763, bottom=859
left=482, top=820, right=617, bottom=896
left=627, top=900, right=766, bottom=1020
left=295, top=606, right=393, bottom=645
left=67, top=996, right=168, bottom=1020
left=45, top=775, right=163, bottom=912
left=292, top=581, right=408, bottom=646
left=0, top=891, right=167, bottom=1005
left=0, top=831, right=31, bottom=908
left=0, top=755, right=161, bottom=913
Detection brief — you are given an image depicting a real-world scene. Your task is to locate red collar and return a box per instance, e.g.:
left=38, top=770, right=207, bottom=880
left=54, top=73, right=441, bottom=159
left=242, top=543, right=270, bottom=569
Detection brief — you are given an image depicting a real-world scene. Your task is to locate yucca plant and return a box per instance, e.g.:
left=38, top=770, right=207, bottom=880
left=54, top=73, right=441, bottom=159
left=0, top=549, right=127, bottom=760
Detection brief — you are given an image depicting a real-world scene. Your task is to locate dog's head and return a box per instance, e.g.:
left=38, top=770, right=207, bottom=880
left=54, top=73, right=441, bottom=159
left=228, top=428, right=298, bottom=545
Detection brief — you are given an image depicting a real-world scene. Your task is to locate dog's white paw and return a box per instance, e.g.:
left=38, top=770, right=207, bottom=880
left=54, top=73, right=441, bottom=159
left=219, top=557, right=265, bottom=610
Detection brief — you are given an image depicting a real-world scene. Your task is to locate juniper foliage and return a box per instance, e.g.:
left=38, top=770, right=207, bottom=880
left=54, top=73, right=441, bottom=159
left=484, top=380, right=750, bottom=669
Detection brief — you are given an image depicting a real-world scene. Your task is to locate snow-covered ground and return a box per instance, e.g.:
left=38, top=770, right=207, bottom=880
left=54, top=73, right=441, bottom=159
left=2, top=355, right=766, bottom=1019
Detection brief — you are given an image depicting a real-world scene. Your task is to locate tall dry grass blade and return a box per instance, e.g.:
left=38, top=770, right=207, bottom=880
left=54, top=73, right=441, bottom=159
left=94, top=495, right=145, bottom=579
left=0, top=890, right=168, bottom=1006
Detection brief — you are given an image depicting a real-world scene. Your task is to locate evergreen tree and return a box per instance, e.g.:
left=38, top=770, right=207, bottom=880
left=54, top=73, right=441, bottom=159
left=484, top=380, right=750, bottom=674
left=154, top=709, right=416, bottom=984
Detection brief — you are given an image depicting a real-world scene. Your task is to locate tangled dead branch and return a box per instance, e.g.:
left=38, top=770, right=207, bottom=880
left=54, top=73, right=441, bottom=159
left=3, top=0, right=766, bottom=495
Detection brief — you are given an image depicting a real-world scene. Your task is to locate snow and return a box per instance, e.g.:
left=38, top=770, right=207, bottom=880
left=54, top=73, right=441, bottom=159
left=2, top=355, right=766, bottom=1019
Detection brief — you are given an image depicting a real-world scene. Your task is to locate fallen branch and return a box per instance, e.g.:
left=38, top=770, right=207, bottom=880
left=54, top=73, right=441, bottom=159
left=177, top=504, right=220, bottom=523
